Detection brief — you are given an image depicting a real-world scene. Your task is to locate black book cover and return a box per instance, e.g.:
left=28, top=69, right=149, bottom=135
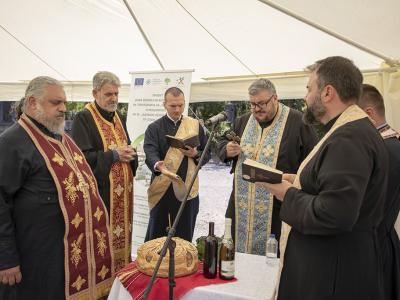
left=242, top=158, right=283, bottom=184
left=166, top=134, right=200, bottom=149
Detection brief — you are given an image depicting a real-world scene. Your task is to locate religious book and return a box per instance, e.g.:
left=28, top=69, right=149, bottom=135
left=242, top=159, right=283, bottom=184
left=166, top=134, right=200, bottom=149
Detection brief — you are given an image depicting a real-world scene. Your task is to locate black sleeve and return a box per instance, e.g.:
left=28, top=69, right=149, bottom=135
left=71, top=112, right=115, bottom=182
left=143, top=123, right=161, bottom=176
left=280, top=133, right=373, bottom=235
left=0, top=136, right=26, bottom=270
left=216, top=119, right=241, bottom=163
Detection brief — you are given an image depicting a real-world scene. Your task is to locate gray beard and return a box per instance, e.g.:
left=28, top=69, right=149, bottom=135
left=34, top=107, right=65, bottom=135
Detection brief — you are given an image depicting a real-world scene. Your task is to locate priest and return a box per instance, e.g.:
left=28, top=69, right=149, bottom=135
left=71, top=71, right=138, bottom=272
left=216, top=78, right=318, bottom=255
left=261, top=56, right=389, bottom=300
left=144, top=87, right=210, bottom=242
left=358, top=83, right=400, bottom=300
left=0, top=76, right=113, bottom=299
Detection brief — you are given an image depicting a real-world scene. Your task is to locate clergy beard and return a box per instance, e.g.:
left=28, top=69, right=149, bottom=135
left=303, top=94, right=326, bottom=125
left=34, top=105, right=65, bottom=135
left=104, top=103, right=118, bottom=112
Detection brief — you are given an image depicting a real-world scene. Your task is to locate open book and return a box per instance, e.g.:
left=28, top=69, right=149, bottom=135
left=242, top=158, right=283, bottom=184
left=166, top=134, right=200, bottom=149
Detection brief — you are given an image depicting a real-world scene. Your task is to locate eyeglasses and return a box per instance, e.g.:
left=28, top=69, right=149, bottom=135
left=249, top=94, right=275, bottom=109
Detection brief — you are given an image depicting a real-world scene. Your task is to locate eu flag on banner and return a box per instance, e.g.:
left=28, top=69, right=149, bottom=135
left=134, top=78, right=144, bottom=86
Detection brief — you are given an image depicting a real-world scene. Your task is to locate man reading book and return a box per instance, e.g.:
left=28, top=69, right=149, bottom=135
left=143, top=87, right=210, bottom=242
left=217, top=78, right=318, bottom=256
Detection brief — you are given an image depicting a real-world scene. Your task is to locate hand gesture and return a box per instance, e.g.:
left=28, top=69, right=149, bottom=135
left=226, top=141, right=241, bottom=158
left=0, top=265, right=22, bottom=286
left=116, top=145, right=136, bottom=163
left=179, top=146, right=198, bottom=158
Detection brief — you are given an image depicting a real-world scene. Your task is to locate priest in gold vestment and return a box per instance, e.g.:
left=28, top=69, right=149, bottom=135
left=72, top=72, right=138, bottom=272
left=0, top=76, right=113, bottom=299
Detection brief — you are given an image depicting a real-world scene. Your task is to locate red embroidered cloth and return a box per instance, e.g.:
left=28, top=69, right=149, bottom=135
left=117, top=261, right=236, bottom=300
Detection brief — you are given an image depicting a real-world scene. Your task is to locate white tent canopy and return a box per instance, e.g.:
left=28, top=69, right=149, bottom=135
left=1, top=0, right=399, bottom=129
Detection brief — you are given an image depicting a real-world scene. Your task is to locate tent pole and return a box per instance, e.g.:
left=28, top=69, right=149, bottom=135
left=122, top=0, right=165, bottom=70
left=257, top=0, right=399, bottom=67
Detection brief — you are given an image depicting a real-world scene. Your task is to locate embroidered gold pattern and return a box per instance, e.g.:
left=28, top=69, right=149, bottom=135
left=73, top=152, right=83, bottom=164
left=94, top=229, right=107, bottom=257
left=115, top=184, right=124, bottom=196
left=71, top=275, right=86, bottom=291
left=239, top=200, right=247, bottom=210
left=98, top=265, right=110, bottom=280
left=93, top=207, right=104, bottom=222
left=71, top=212, right=84, bottom=229
left=52, top=152, right=65, bottom=166
left=82, top=170, right=96, bottom=196
left=113, top=225, right=124, bottom=238
left=262, top=144, right=274, bottom=158
left=76, top=173, right=90, bottom=201
left=63, top=172, right=78, bottom=205
left=108, top=141, right=117, bottom=150
left=241, top=144, right=255, bottom=157
left=255, top=203, right=267, bottom=213
left=71, top=233, right=84, bottom=268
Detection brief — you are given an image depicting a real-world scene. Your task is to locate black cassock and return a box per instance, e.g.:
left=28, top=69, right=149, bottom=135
left=71, top=102, right=138, bottom=212
left=279, top=117, right=389, bottom=300
left=217, top=110, right=318, bottom=249
left=379, top=136, right=400, bottom=300
left=144, top=115, right=210, bottom=242
left=0, top=120, right=65, bottom=300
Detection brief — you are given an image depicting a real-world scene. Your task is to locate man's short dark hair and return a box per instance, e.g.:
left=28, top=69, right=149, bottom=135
left=308, top=56, right=363, bottom=103
left=164, top=87, right=184, bottom=100
left=358, top=84, right=385, bottom=117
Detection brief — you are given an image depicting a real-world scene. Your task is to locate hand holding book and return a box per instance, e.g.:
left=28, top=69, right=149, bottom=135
left=166, top=134, right=200, bottom=150
left=242, top=159, right=283, bottom=184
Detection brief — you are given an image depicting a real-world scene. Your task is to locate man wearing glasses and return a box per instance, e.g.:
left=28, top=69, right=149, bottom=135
left=217, top=78, right=318, bottom=256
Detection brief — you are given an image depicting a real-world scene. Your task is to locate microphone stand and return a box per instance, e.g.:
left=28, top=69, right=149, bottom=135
left=143, top=123, right=218, bottom=300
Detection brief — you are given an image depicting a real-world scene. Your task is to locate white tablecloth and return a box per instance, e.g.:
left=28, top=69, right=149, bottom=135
left=108, top=252, right=279, bottom=300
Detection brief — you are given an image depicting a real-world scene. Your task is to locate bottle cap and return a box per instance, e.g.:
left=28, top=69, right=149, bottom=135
left=269, top=234, right=275, bottom=239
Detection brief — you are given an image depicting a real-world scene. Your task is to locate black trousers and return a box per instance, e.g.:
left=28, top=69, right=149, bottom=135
left=145, top=185, right=199, bottom=242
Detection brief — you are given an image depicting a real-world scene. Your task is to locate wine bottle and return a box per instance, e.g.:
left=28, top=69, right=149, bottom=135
left=219, top=218, right=235, bottom=280
left=203, top=222, right=218, bottom=278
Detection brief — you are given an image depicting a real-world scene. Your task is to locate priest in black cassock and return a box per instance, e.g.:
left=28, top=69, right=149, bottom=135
left=71, top=71, right=138, bottom=272
left=358, top=84, right=400, bottom=300
left=216, top=78, right=318, bottom=255
left=0, top=76, right=113, bottom=299
left=262, top=56, right=389, bottom=300
left=144, top=87, right=210, bottom=242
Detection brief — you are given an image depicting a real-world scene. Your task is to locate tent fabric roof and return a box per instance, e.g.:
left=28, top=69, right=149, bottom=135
left=1, top=0, right=396, bottom=85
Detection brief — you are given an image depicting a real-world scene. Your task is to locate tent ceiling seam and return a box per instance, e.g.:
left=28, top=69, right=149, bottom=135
left=122, top=0, right=165, bottom=70
left=257, top=0, right=399, bottom=67
left=175, top=0, right=257, bottom=76
left=0, top=24, right=70, bottom=81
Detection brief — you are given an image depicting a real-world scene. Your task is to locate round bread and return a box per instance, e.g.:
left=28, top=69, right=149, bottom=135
left=136, top=237, right=199, bottom=277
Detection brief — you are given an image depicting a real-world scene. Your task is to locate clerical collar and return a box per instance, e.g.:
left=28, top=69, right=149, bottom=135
left=166, top=113, right=182, bottom=125
left=324, top=114, right=341, bottom=132
left=376, top=122, right=388, bottom=131
left=95, top=101, right=115, bottom=123
left=26, top=115, right=62, bottom=141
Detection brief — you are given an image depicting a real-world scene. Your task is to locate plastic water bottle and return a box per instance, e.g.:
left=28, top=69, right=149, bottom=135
left=266, top=234, right=278, bottom=259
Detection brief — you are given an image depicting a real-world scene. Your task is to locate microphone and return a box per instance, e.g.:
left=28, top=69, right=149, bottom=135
left=204, top=112, right=228, bottom=126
